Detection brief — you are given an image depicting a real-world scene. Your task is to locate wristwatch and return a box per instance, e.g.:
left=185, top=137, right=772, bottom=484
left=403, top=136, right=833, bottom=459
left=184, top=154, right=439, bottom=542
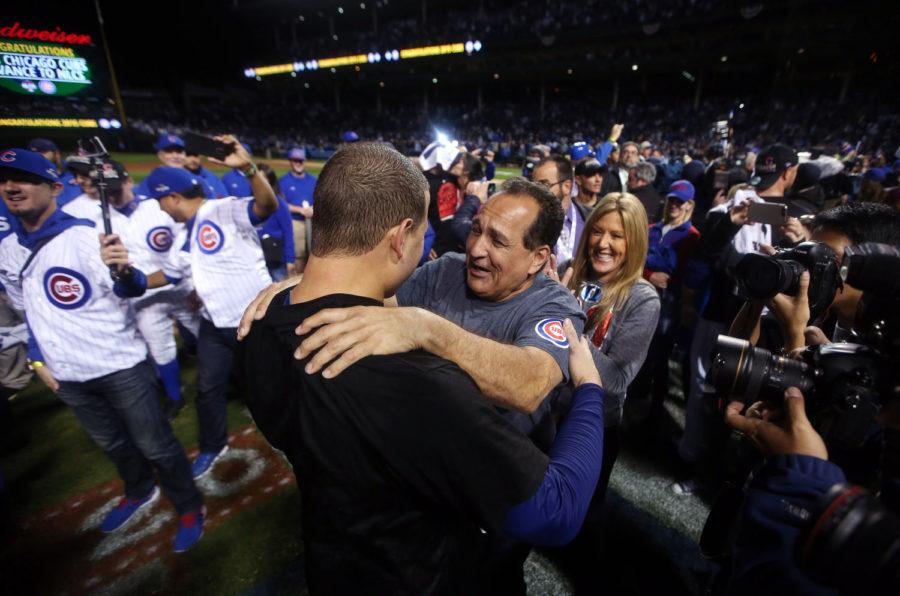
left=241, top=162, right=259, bottom=177
left=28, top=359, right=45, bottom=370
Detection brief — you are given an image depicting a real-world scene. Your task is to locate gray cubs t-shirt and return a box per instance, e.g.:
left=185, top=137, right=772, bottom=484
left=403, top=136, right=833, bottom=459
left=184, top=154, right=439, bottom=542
left=396, top=253, right=586, bottom=449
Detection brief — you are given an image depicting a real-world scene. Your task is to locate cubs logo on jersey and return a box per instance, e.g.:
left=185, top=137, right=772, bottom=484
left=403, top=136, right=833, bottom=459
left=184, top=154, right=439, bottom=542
left=43, top=266, right=91, bottom=310
left=146, top=226, right=174, bottom=253
left=196, top=220, right=224, bottom=254
left=534, top=318, right=568, bottom=348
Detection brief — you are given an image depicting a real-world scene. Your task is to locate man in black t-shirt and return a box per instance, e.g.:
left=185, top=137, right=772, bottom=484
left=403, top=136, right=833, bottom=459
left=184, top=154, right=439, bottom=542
left=240, top=142, right=605, bottom=594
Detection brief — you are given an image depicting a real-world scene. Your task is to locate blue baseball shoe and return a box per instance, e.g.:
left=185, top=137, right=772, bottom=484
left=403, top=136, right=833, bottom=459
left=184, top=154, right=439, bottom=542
left=191, top=445, right=229, bottom=479
left=100, top=485, right=160, bottom=533
left=173, top=506, right=205, bottom=553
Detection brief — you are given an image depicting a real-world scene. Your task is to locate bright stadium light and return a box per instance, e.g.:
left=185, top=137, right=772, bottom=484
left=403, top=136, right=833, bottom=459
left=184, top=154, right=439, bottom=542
left=435, top=130, right=450, bottom=144
left=739, top=103, right=745, bottom=109
left=98, top=118, right=110, bottom=129
left=392, top=49, right=399, bottom=60
left=465, top=41, right=473, bottom=53
left=432, top=77, right=438, bottom=84
left=631, top=64, right=638, bottom=71
left=473, top=40, right=482, bottom=51
left=338, top=7, right=344, bottom=14
left=244, top=68, right=255, bottom=78
left=360, top=3, right=366, bottom=8
left=720, top=55, right=728, bottom=62
left=110, top=119, right=122, bottom=129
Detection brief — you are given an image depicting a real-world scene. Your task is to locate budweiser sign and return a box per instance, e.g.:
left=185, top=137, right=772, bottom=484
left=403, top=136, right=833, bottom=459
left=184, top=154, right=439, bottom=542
left=0, top=22, right=92, bottom=46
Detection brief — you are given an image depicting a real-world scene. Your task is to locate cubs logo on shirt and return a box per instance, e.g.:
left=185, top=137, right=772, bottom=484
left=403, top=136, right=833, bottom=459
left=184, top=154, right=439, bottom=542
left=43, top=267, right=91, bottom=310
left=146, top=226, right=173, bottom=253
left=197, top=220, right=224, bottom=254
left=534, top=318, right=568, bottom=348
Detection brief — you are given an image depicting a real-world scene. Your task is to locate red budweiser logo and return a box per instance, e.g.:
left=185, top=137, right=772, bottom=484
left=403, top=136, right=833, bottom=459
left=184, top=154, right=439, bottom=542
left=0, top=22, right=92, bottom=45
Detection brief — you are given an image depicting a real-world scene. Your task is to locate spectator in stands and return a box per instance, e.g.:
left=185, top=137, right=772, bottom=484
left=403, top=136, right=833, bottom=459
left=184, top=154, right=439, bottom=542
left=627, top=161, right=664, bottom=221
left=640, top=141, right=653, bottom=160
left=573, top=158, right=605, bottom=221
left=630, top=180, right=701, bottom=417
left=259, top=164, right=297, bottom=281
left=278, top=147, right=316, bottom=271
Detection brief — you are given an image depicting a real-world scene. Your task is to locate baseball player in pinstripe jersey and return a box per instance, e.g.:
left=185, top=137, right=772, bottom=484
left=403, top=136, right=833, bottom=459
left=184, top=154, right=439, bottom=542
left=100, top=135, right=277, bottom=479
left=63, top=157, right=200, bottom=418
left=0, top=148, right=205, bottom=552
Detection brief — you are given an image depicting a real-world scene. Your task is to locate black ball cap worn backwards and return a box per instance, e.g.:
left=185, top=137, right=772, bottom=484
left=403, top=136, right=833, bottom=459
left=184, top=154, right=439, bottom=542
left=752, top=144, right=799, bottom=190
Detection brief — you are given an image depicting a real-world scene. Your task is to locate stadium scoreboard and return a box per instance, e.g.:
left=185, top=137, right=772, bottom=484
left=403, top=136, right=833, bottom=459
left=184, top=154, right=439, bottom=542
left=0, top=17, right=121, bottom=130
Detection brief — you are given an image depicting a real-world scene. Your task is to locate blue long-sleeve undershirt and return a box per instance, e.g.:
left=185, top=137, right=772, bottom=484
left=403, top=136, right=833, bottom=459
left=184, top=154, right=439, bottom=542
left=502, top=382, right=605, bottom=546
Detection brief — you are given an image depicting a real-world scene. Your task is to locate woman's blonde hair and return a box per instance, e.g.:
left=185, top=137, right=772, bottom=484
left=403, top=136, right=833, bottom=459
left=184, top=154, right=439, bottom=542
left=567, top=192, right=649, bottom=328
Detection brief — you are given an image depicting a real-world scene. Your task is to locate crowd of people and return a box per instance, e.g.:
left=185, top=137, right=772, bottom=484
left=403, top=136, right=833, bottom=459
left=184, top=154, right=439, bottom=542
left=126, top=90, right=900, bottom=170
left=2, top=112, right=899, bottom=592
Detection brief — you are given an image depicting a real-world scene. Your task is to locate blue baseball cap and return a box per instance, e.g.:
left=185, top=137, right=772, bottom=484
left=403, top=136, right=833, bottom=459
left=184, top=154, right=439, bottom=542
left=863, top=168, right=886, bottom=183
left=342, top=131, right=359, bottom=143
left=154, top=134, right=185, bottom=151
left=0, top=148, right=60, bottom=182
left=666, top=179, right=695, bottom=202
left=288, top=147, right=306, bottom=161
left=27, top=138, right=59, bottom=154
left=570, top=142, right=595, bottom=161
left=144, top=167, right=201, bottom=200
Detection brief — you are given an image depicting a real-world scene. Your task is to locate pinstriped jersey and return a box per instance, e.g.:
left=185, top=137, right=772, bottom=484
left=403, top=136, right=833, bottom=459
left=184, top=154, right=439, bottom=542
left=0, top=225, right=147, bottom=382
left=163, top=197, right=271, bottom=328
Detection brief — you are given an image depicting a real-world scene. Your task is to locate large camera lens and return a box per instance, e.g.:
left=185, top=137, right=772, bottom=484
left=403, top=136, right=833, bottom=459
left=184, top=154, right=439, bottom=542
left=709, top=335, right=814, bottom=403
left=734, top=253, right=806, bottom=299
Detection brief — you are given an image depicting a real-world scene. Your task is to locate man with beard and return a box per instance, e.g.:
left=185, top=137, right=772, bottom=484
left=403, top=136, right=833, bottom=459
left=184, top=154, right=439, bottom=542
left=533, top=155, right=580, bottom=273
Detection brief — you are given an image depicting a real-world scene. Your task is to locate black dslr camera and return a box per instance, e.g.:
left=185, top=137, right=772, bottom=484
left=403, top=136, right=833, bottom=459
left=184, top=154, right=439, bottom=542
left=733, top=241, right=841, bottom=322
left=711, top=243, right=900, bottom=450
left=710, top=336, right=887, bottom=450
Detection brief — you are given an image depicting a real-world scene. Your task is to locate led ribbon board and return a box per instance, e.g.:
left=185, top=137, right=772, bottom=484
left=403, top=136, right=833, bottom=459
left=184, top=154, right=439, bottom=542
left=244, top=40, right=482, bottom=79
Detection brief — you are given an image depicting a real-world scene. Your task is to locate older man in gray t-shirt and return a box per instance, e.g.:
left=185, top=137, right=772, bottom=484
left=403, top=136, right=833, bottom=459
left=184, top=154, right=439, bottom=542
left=398, top=252, right=584, bottom=448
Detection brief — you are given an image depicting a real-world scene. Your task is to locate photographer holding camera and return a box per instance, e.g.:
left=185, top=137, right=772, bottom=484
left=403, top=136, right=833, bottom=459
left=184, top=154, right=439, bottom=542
left=705, top=236, right=900, bottom=594
left=765, top=203, right=900, bottom=353
left=675, top=144, right=800, bottom=495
